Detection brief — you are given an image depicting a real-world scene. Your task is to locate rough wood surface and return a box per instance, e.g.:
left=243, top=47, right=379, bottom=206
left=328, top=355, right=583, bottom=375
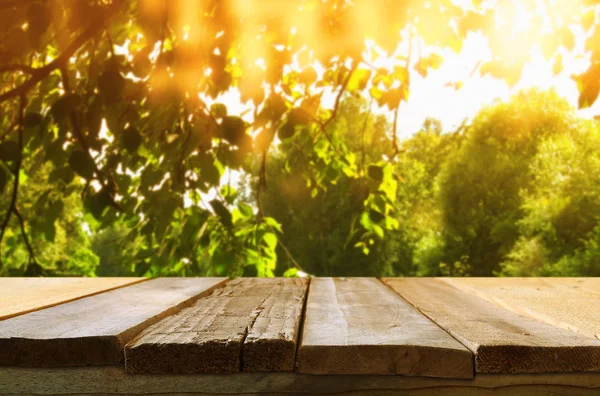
left=542, top=278, right=600, bottom=297
left=3, top=366, right=600, bottom=396
left=296, top=277, right=473, bottom=378
left=125, top=278, right=308, bottom=374
left=383, top=278, right=600, bottom=374
left=0, top=277, right=146, bottom=320
left=0, top=277, right=227, bottom=367
left=243, top=278, right=308, bottom=372
left=443, top=277, right=600, bottom=341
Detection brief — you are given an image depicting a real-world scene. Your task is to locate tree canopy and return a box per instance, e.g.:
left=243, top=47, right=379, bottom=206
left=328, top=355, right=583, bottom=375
left=1, top=0, right=600, bottom=276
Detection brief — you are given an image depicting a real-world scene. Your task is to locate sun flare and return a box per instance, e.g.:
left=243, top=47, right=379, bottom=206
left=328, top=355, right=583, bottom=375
left=134, top=0, right=599, bottom=140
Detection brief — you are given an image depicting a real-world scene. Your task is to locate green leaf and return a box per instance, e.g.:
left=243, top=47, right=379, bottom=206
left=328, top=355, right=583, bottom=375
left=220, top=185, right=238, bottom=204
left=68, top=150, right=96, bottom=179
left=48, top=199, right=64, bottom=220
left=559, top=27, right=575, bottom=52
left=369, top=209, right=385, bottom=223
left=86, top=189, right=111, bottom=219
left=98, top=68, right=125, bottom=103
left=42, top=219, right=56, bottom=243
left=198, top=155, right=221, bottom=187
left=288, top=108, right=310, bottom=127
left=277, top=121, right=295, bottom=140
left=263, top=232, right=277, bottom=249
left=51, top=94, right=80, bottom=123
left=392, top=66, right=409, bottom=84
left=238, top=202, right=254, bottom=217
left=347, top=68, right=372, bottom=92
left=48, top=166, right=75, bottom=184
left=210, top=103, right=228, bottom=119
left=210, top=199, right=233, bottom=228
left=576, top=65, right=600, bottom=109
left=299, top=67, right=318, bottom=85
left=123, top=126, right=142, bottom=153
left=368, top=165, right=384, bottom=182
left=219, top=116, right=247, bottom=145
left=0, top=141, right=21, bottom=162
left=382, top=86, right=408, bottom=109
left=415, top=53, right=443, bottom=78
left=282, top=267, right=299, bottom=277
left=553, top=53, right=563, bottom=76
left=264, top=216, right=283, bottom=233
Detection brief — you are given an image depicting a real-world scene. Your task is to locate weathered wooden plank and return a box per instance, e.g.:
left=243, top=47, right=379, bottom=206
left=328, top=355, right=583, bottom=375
left=243, top=278, right=308, bottom=372
left=4, top=367, right=600, bottom=396
left=383, top=278, right=600, bottom=374
left=296, top=277, right=473, bottom=378
left=0, top=277, right=227, bottom=367
left=543, top=278, right=600, bottom=297
left=125, top=277, right=308, bottom=374
left=0, top=277, right=146, bottom=320
left=443, top=278, right=600, bottom=341
left=5, top=366, right=600, bottom=396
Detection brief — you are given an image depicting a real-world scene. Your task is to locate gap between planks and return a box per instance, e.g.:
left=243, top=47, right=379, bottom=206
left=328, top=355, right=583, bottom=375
left=383, top=277, right=600, bottom=374
left=0, top=277, right=227, bottom=367
left=295, top=277, right=473, bottom=378
left=125, top=277, right=309, bottom=374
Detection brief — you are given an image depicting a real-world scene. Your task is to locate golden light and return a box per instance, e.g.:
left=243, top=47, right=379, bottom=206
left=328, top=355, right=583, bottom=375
left=135, top=0, right=599, bottom=138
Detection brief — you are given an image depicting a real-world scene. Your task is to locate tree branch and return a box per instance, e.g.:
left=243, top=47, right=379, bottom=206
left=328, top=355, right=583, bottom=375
left=390, top=26, right=414, bottom=161
left=322, top=63, right=358, bottom=130
left=12, top=206, right=37, bottom=266
left=0, top=94, right=37, bottom=268
left=0, top=0, right=121, bottom=104
left=360, top=98, right=373, bottom=172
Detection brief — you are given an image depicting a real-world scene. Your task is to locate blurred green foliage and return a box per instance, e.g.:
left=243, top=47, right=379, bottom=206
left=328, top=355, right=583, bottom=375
left=247, top=91, right=600, bottom=277
left=2, top=0, right=600, bottom=277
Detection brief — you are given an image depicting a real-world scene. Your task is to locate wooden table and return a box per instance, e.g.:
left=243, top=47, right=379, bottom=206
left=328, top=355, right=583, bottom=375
left=1, top=277, right=600, bottom=395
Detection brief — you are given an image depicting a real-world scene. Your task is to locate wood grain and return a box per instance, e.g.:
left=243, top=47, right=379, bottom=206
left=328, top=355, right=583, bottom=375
left=4, top=366, right=600, bottom=396
left=0, top=277, right=146, bottom=320
left=296, top=277, right=473, bottom=378
left=125, top=278, right=308, bottom=374
left=0, top=277, right=227, bottom=367
left=443, top=278, right=600, bottom=341
left=243, top=278, right=308, bottom=372
left=384, top=278, right=600, bottom=374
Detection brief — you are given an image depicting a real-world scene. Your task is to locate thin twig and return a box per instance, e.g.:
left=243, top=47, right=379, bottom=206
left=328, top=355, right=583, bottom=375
left=322, top=63, right=358, bottom=130
left=390, top=26, right=414, bottom=161
left=12, top=207, right=37, bottom=265
left=390, top=103, right=400, bottom=159
left=272, top=229, right=303, bottom=270
left=256, top=150, right=267, bottom=218
left=104, top=29, right=116, bottom=57
left=360, top=98, right=373, bottom=172
left=0, top=95, right=37, bottom=267
left=0, top=118, right=18, bottom=141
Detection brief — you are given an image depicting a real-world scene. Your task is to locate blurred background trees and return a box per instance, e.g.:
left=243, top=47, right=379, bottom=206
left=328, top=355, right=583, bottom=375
left=245, top=91, right=600, bottom=277
left=2, top=0, right=600, bottom=277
